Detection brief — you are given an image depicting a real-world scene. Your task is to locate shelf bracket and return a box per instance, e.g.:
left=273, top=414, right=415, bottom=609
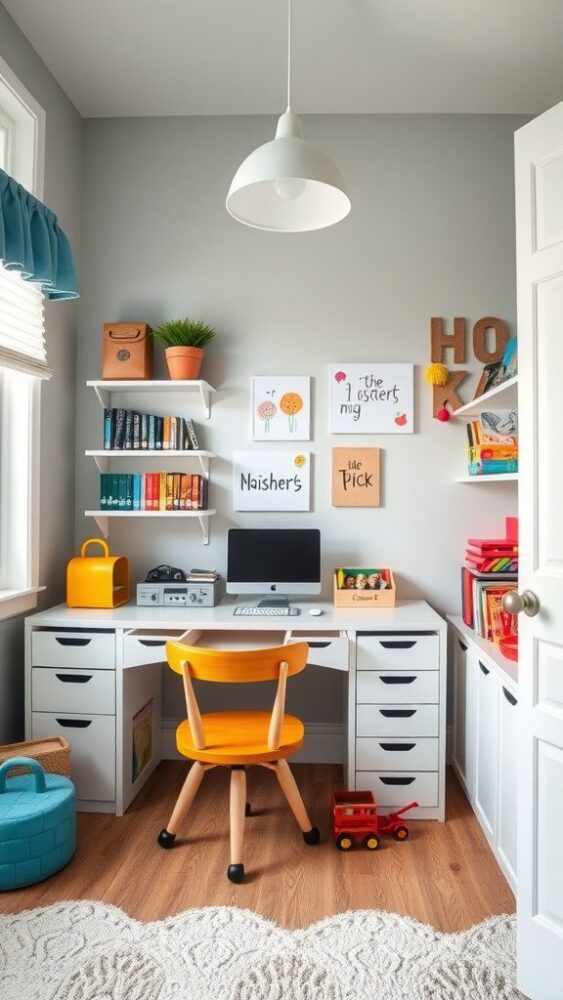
left=91, top=513, right=109, bottom=537
left=92, top=455, right=109, bottom=474
left=197, top=515, right=210, bottom=545
left=199, top=383, right=211, bottom=419
left=92, top=384, right=110, bottom=409
left=196, top=454, right=210, bottom=478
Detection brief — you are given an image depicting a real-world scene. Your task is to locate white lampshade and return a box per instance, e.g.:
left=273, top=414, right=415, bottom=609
left=226, top=110, right=351, bottom=233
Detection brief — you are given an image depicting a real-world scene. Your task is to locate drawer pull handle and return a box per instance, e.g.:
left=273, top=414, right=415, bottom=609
left=458, top=640, right=468, bottom=651
left=380, top=676, right=416, bottom=685
left=479, top=661, right=490, bottom=676
left=379, top=776, right=416, bottom=786
left=379, top=742, right=415, bottom=752
left=380, top=709, right=416, bottom=718
left=307, top=642, right=331, bottom=649
left=380, top=641, right=416, bottom=649
left=55, top=637, right=92, bottom=647
left=138, top=640, right=167, bottom=647
left=55, top=673, right=92, bottom=684
left=503, top=687, right=518, bottom=707
left=55, top=718, right=92, bottom=729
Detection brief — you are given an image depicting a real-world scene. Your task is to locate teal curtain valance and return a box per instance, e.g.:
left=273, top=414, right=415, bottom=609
left=0, top=168, right=78, bottom=301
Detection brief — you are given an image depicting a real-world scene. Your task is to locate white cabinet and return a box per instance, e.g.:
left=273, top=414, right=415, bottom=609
left=498, top=684, right=519, bottom=887
left=474, top=659, right=500, bottom=840
left=452, top=635, right=477, bottom=800
left=31, top=711, right=116, bottom=802
left=449, top=617, right=518, bottom=892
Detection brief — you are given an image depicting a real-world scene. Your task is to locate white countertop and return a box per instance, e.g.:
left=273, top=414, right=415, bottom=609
left=448, top=615, right=518, bottom=688
left=26, top=598, right=446, bottom=632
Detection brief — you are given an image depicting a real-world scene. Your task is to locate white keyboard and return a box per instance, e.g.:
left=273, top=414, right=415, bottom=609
left=233, top=606, right=300, bottom=617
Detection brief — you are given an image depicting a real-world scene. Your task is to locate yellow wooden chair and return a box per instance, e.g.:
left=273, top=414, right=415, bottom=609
left=157, top=639, right=320, bottom=882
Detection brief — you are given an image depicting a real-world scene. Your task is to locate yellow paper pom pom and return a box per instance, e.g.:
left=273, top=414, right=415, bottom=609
left=424, top=363, right=450, bottom=386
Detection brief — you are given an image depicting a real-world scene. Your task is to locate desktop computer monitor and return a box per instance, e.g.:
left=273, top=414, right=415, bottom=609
left=227, top=528, right=321, bottom=599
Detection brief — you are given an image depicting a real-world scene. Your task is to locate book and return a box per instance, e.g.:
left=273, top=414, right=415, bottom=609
left=467, top=538, right=519, bottom=553
left=114, top=409, right=126, bottom=449
left=191, top=474, right=200, bottom=510
left=132, top=473, right=141, bottom=511
left=103, top=409, right=115, bottom=449
left=461, top=566, right=518, bottom=630
left=125, top=474, right=133, bottom=510
left=186, top=419, right=199, bottom=450
left=155, top=416, right=163, bottom=449
left=180, top=474, right=189, bottom=510
left=133, top=412, right=141, bottom=450
left=148, top=414, right=156, bottom=450
left=165, top=473, right=175, bottom=511
left=163, top=416, right=171, bottom=450
left=140, top=413, right=148, bottom=449
left=469, top=458, right=518, bottom=475
left=124, top=410, right=134, bottom=450
left=159, top=471, right=166, bottom=511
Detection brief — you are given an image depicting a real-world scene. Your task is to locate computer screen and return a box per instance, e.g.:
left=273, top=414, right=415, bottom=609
left=227, top=528, right=321, bottom=596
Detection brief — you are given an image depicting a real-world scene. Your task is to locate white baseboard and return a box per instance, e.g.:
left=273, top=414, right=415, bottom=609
left=161, top=719, right=344, bottom=764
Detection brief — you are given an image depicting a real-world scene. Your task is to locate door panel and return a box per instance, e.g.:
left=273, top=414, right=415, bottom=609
left=515, top=101, right=563, bottom=1000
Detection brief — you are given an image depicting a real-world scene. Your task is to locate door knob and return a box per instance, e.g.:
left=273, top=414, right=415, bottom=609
left=502, top=589, right=540, bottom=617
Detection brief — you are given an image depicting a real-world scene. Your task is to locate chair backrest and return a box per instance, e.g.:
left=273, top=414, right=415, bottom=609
left=166, top=640, right=309, bottom=683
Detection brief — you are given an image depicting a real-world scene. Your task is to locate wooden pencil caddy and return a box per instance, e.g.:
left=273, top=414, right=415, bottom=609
left=102, top=322, right=152, bottom=379
left=333, top=568, right=396, bottom=608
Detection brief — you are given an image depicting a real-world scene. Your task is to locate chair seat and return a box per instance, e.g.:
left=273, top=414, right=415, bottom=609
left=176, top=710, right=305, bottom=765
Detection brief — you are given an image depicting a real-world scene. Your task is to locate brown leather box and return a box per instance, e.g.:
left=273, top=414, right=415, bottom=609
left=102, top=322, right=153, bottom=379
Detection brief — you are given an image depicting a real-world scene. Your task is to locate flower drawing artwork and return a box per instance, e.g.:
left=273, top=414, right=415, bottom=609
left=280, top=392, right=303, bottom=433
left=256, top=399, right=277, bottom=433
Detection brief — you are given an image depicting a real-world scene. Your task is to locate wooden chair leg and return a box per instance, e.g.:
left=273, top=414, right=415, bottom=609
left=228, top=767, right=246, bottom=883
left=273, top=759, right=320, bottom=845
left=157, top=761, right=206, bottom=848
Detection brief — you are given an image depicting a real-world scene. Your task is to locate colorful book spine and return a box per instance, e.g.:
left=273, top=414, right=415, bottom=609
left=103, top=409, right=115, bottom=449
left=469, top=459, right=518, bottom=476
left=148, top=415, right=156, bottom=450
left=132, top=473, right=141, bottom=510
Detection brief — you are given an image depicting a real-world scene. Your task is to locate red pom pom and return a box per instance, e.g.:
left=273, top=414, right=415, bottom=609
left=436, top=407, right=450, bottom=422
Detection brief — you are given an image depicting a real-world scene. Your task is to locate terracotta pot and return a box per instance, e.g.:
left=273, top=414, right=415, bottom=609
left=165, top=346, right=203, bottom=380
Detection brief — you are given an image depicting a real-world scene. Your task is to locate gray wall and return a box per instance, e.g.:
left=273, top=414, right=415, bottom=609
left=0, top=3, right=82, bottom=741
left=76, top=113, right=523, bottom=724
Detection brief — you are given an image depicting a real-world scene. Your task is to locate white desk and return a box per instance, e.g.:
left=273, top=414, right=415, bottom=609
left=25, top=599, right=447, bottom=820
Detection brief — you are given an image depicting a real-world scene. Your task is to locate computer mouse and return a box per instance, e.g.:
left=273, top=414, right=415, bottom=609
left=308, top=607, right=323, bottom=616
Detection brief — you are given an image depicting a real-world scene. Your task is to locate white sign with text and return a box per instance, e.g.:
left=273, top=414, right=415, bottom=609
left=233, top=451, right=311, bottom=511
left=329, top=363, right=414, bottom=433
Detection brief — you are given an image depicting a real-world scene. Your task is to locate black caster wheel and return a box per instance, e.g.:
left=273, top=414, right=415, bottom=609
left=158, top=828, right=176, bottom=849
left=227, top=863, right=245, bottom=884
left=245, top=801, right=252, bottom=817
left=303, top=826, right=320, bottom=845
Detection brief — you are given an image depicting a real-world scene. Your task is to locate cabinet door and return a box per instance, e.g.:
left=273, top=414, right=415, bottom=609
left=31, top=712, right=115, bottom=802
left=474, top=659, right=500, bottom=841
left=497, top=684, right=519, bottom=889
left=452, top=636, right=477, bottom=801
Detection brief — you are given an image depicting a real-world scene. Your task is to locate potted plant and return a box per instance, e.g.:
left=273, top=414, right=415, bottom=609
left=152, top=318, right=216, bottom=380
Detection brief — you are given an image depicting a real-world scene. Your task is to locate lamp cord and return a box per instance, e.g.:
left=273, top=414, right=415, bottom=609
left=286, top=0, right=292, bottom=110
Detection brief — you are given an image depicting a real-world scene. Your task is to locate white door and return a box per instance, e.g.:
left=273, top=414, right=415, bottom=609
left=514, top=101, right=563, bottom=1000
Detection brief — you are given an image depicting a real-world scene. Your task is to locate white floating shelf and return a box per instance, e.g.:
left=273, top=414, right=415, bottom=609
left=84, top=509, right=216, bottom=544
left=452, top=375, right=518, bottom=419
left=456, top=473, right=518, bottom=483
left=87, top=380, right=216, bottom=418
left=85, top=449, right=215, bottom=476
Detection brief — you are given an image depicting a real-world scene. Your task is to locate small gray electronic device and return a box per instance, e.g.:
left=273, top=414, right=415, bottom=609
left=137, top=580, right=223, bottom=607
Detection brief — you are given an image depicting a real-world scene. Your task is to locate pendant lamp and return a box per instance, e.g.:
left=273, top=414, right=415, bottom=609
left=226, top=0, right=351, bottom=232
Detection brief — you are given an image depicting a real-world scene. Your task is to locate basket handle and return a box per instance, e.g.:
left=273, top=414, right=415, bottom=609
left=80, top=537, right=110, bottom=559
left=0, top=757, right=46, bottom=794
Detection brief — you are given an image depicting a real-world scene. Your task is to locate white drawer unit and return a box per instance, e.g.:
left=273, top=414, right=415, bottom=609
left=32, top=630, right=116, bottom=670
left=357, top=670, right=439, bottom=705
left=31, top=711, right=116, bottom=801
left=356, top=737, right=439, bottom=771
left=286, top=632, right=349, bottom=672
left=356, top=633, right=440, bottom=671
left=356, top=771, right=439, bottom=808
left=356, top=703, right=439, bottom=738
left=32, top=667, right=115, bottom=715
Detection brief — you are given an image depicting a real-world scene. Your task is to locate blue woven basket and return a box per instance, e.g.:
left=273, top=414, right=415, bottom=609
left=0, top=756, right=76, bottom=890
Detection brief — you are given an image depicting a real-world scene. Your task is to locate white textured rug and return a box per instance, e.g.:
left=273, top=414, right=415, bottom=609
left=0, top=902, right=522, bottom=1000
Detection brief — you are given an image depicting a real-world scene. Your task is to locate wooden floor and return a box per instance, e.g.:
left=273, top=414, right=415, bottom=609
left=0, top=763, right=514, bottom=931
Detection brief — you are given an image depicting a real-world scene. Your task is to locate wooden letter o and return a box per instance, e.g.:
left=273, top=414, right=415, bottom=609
left=473, top=317, right=509, bottom=364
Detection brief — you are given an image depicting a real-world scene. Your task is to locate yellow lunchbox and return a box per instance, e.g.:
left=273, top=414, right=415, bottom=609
left=67, top=538, right=130, bottom=609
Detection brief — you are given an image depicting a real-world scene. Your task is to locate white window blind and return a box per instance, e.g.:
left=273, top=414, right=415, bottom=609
left=0, top=261, right=51, bottom=379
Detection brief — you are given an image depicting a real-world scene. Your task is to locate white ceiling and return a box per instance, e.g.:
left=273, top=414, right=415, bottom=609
left=4, top=0, right=563, bottom=117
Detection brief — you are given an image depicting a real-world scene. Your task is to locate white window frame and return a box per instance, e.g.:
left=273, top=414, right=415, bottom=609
left=0, top=60, right=46, bottom=620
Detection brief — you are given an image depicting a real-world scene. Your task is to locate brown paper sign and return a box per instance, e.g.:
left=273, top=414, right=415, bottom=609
left=332, top=448, right=380, bottom=507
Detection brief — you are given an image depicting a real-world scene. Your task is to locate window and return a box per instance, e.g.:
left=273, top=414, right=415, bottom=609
left=0, top=61, right=46, bottom=620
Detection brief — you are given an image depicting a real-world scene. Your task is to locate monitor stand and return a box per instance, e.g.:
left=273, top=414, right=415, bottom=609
left=257, top=596, right=290, bottom=609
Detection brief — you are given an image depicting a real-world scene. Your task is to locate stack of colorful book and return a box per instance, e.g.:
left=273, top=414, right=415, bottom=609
left=466, top=409, right=518, bottom=476
left=100, top=473, right=208, bottom=511
left=103, top=409, right=200, bottom=451
left=461, top=518, right=518, bottom=644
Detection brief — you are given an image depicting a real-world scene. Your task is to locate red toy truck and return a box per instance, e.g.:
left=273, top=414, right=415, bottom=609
left=331, top=790, right=418, bottom=850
